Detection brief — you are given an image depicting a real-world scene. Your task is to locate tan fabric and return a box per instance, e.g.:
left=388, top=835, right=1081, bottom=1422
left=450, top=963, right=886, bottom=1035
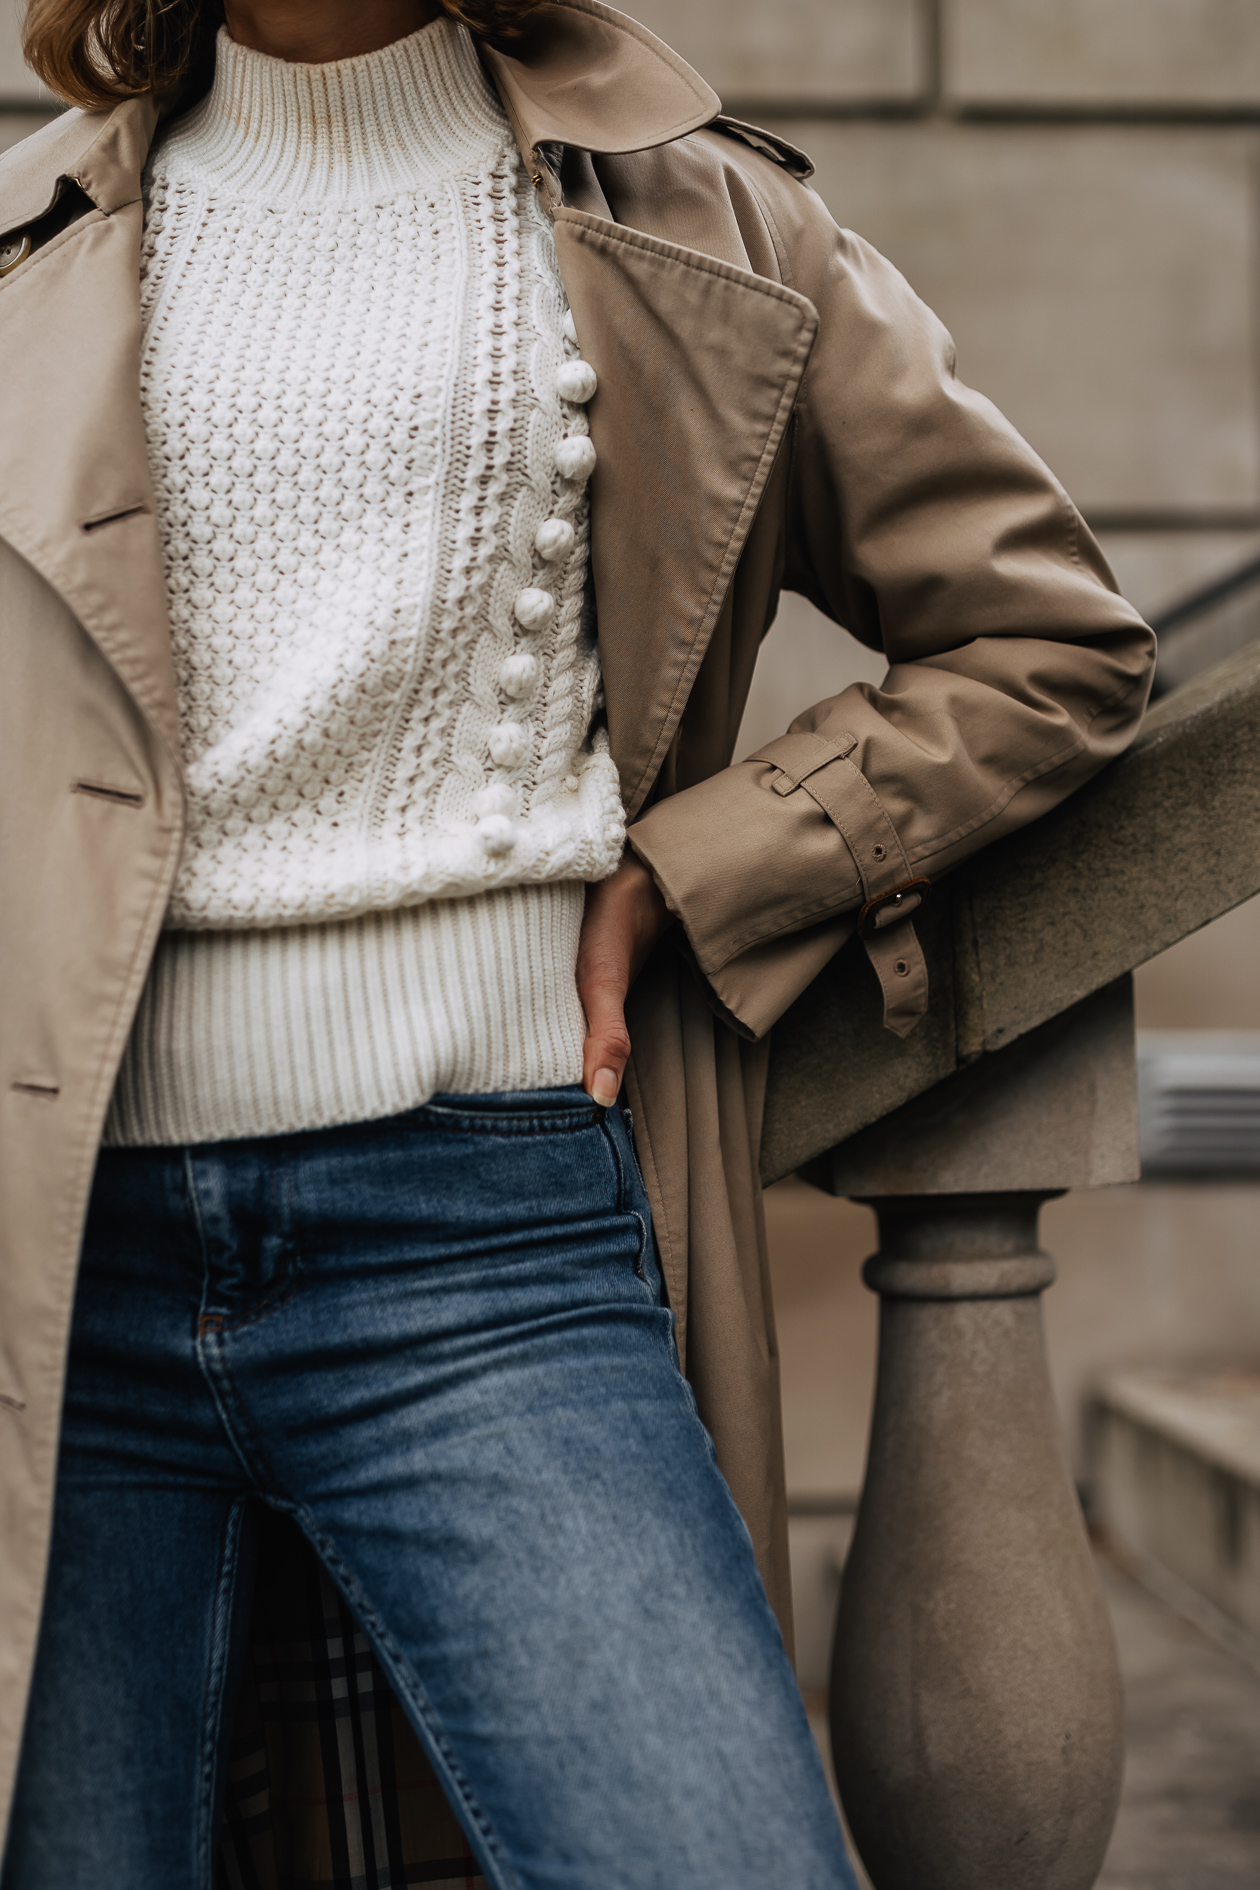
left=0, top=0, right=1153, bottom=1840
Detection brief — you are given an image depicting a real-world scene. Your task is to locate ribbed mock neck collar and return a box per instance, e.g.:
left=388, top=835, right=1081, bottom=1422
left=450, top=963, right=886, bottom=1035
left=153, top=18, right=510, bottom=202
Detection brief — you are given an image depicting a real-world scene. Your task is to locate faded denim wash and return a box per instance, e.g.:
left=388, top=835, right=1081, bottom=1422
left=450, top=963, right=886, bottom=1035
left=3, top=1088, right=856, bottom=1890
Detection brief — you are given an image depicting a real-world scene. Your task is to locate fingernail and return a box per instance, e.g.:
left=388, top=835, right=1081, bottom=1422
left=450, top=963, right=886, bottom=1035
left=592, top=1068, right=619, bottom=1107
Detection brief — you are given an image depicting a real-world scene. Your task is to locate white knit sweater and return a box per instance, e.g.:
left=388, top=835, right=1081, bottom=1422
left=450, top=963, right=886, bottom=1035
left=105, top=21, right=624, bottom=1146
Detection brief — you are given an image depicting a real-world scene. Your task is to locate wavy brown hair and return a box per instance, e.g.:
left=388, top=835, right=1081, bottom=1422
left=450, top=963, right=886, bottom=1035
left=22, top=0, right=544, bottom=111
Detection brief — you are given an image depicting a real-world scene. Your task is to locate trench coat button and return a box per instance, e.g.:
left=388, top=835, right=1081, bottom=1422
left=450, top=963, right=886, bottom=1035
left=535, top=517, right=576, bottom=562
left=499, top=651, right=539, bottom=699
left=477, top=814, right=516, bottom=856
left=0, top=232, right=31, bottom=277
left=556, top=360, right=597, bottom=404
left=514, top=587, right=555, bottom=632
left=488, top=721, right=528, bottom=768
left=554, top=436, right=596, bottom=482
left=563, top=309, right=579, bottom=345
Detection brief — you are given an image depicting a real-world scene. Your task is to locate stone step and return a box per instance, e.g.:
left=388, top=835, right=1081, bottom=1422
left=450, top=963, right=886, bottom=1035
left=1092, top=1369, right=1260, bottom=1638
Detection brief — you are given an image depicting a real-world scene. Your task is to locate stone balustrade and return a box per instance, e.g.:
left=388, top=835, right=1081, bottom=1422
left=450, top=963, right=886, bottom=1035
left=763, top=636, right=1260, bottom=1183
left=761, top=638, right=1260, bottom=1886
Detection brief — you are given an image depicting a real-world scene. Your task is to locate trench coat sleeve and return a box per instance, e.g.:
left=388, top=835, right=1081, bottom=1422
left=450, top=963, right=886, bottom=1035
left=628, top=189, right=1156, bottom=1039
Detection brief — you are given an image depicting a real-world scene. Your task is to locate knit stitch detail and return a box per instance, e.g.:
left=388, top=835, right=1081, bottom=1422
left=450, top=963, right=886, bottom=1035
left=110, top=21, right=622, bottom=1144
left=140, top=18, right=624, bottom=937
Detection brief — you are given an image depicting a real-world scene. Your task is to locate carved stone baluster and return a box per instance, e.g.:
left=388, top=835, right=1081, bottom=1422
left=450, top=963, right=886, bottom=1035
left=830, top=1192, right=1123, bottom=1890
left=801, top=975, right=1141, bottom=1890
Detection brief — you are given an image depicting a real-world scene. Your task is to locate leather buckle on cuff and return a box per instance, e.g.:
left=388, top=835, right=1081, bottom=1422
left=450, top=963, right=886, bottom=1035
left=858, top=877, right=931, bottom=939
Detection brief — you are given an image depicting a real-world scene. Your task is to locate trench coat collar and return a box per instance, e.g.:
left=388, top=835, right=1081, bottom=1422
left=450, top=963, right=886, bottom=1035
left=0, top=2, right=716, bottom=235
left=479, top=0, right=718, bottom=174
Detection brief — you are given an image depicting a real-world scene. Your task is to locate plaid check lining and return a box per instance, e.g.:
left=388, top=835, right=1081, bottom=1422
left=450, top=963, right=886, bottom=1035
left=217, top=1513, right=486, bottom=1890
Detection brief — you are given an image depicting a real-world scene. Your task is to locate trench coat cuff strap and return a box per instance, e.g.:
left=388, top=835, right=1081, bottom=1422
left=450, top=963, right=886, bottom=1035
left=750, top=731, right=929, bottom=1037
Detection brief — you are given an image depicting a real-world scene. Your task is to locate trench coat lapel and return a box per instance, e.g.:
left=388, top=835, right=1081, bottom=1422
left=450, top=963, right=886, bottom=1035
left=552, top=212, right=816, bottom=816
left=0, top=98, right=180, bottom=758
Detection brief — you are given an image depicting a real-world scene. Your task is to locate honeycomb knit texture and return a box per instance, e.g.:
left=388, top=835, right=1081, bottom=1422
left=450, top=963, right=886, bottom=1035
left=105, top=19, right=623, bottom=1146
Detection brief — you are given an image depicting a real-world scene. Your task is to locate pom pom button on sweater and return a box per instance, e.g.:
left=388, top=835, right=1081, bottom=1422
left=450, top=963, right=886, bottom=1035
left=106, top=20, right=625, bottom=1146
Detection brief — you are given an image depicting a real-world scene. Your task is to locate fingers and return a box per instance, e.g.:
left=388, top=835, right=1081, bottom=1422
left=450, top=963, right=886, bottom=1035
left=576, top=851, right=672, bottom=1107
left=579, top=955, right=633, bottom=1106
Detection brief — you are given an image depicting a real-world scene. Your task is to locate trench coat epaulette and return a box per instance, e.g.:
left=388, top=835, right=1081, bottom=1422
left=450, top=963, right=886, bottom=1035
left=709, top=115, right=815, bottom=184
left=0, top=178, right=95, bottom=276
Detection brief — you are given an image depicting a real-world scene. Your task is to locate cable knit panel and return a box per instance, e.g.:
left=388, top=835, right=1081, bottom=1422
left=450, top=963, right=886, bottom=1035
left=139, top=20, right=623, bottom=933
left=106, top=21, right=622, bottom=1147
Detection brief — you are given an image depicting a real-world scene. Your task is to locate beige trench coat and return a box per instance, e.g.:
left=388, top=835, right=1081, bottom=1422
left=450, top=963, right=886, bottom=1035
left=0, top=0, right=1153, bottom=1839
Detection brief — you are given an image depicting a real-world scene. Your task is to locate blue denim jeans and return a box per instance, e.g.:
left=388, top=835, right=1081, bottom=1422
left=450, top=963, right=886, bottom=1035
left=3, top=1088, right=856, bottom=1890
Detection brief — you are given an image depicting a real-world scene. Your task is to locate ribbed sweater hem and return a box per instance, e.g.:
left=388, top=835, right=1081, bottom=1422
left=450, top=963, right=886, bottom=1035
left=103, top=883, right=588, bottom=1146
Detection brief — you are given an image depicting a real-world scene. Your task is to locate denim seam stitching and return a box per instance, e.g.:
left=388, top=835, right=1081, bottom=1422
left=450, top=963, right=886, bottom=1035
left=211, top=1282, right=301, bottom=1336
left=184, top=1156, right=265, bottom=1486
left=631, top=1210, right=650, bottom=1285
left=196, top=1328, right=288, bottom=1497
left=607, top=1113, right=656, bottom=1284
left=282, top=1510, right=526, bottom=1890
left=598, top=1113, right=653, bottom=1282
left=184, top=1147, right=213, bottom=1310
left=599, top=1110, right=629, bottom=1214
left=403, top=1111, right=598, bottom=1137
left=183, top=1146, right=301, bottom=1337
left=195, top=1495, right=249, bottom=1889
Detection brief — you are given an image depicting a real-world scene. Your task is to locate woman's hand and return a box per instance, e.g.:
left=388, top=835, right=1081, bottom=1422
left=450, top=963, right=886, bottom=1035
left=577, top=849, right=672, bottom=1106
